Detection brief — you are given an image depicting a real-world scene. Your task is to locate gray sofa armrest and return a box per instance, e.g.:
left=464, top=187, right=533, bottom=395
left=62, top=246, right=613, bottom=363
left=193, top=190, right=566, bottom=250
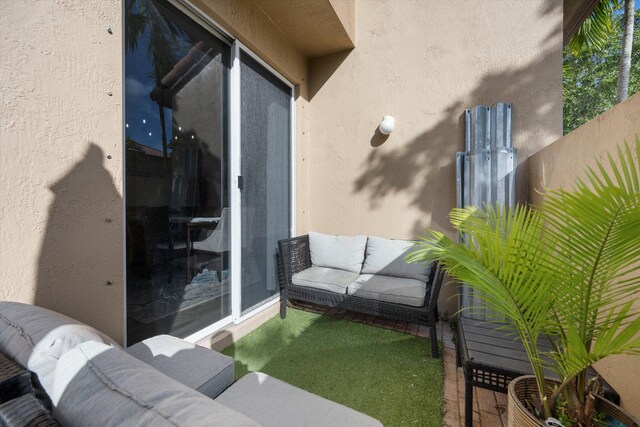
left=54, top=341, right=257, bottom=427
left=126, top=335, right=235, bottom=398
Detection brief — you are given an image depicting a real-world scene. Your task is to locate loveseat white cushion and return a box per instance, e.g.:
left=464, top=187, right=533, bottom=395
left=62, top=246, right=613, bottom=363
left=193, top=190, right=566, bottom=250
left=292, top=266, right=359, bottom=294
left=125, top=334, right=235, bottom=398
left=216, top=372, right=382, bottom=427
left=348, top=274, right=427, bottom=307
left=52, top=341, right=260, bottom=427
left=309, top=232, right=367, bottom=273
left=0, top=301, right=120, bottom=396
left=361, top=236, right=431, bottom=282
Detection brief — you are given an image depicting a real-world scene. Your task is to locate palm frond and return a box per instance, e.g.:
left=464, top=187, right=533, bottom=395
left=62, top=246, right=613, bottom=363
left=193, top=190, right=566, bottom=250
left=550, top=302, right=640, bottom=380
left=541, top=139, right=640, bottom=360
left=125, top=0, right=149, bottom=53
left=567, top=0, right=619, bottom=57
left=409, top=204, right=557, bottom=403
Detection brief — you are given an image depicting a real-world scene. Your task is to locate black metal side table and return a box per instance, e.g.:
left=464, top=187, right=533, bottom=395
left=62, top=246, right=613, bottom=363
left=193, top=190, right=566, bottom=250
left=455, top=316, right=620, bottom=427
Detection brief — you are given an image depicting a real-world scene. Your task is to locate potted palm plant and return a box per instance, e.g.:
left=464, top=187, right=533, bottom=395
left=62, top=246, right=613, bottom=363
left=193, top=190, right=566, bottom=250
left=408, top=139, right=640, bottom=427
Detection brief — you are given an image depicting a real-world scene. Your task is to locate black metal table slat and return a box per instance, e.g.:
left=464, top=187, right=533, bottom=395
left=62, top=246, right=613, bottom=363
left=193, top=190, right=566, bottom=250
left=461, top=323, right=556, bottom=351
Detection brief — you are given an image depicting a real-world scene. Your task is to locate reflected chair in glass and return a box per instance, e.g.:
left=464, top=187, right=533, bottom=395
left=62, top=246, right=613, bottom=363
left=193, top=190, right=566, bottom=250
left=155, top=217, right=189, bottom=284
left=187, top=207, right=230, bottom=283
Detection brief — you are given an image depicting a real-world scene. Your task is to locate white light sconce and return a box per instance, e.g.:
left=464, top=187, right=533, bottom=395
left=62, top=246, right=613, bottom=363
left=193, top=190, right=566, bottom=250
left=379, top=115, right=395, bottom=135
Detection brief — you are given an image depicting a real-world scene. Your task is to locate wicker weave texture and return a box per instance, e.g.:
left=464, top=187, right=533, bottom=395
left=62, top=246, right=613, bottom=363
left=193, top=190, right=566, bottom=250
left=0, top=394, right=58, bottom=427
left=0, top=352, right=33, bottom=404
left=507, top=375, right=639, bottom=427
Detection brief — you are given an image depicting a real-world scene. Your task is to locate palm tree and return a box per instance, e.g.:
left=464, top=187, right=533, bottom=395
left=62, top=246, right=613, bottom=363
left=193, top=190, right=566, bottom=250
left=409, top=139, right=640, bottom=425
left=618, top=0, right=636, bottom=101
left=568, top=0, right=635, bottom=103
left=125, top=0, right=187, bottom=173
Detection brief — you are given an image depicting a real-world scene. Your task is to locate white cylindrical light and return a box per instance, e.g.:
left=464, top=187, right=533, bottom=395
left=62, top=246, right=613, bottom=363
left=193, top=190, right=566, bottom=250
left=379, top=115, right=395, bottom=135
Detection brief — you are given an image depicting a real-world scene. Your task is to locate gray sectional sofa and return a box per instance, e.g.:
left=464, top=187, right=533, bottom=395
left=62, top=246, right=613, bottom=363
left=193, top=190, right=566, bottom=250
left=0, top=302, right=382, bottom=426
left=278, top=232, right=444, bottom=357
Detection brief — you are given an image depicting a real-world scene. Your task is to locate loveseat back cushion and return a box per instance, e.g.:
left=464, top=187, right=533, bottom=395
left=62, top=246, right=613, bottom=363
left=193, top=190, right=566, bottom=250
left=292, top=266, right=359, bottom=294
left=0, top=301, right=120, bottom=397
left=52, top=341, right=260, bottom=427
left=309, top=232, right=367, bottom=273
left=361, top=236, right=431, bottom=282
left=348, top=274, right=428, bottom=307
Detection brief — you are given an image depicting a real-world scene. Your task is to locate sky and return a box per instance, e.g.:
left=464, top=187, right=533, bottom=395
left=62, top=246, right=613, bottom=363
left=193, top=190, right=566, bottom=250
left=124, top=0, right=196, bottom=151
left=125, top=44, right=170, bottom=151
left=125, top=20, right=180, bottom=152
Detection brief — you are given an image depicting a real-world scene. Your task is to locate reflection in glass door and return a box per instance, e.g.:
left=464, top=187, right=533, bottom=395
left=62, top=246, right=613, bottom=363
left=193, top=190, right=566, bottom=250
left=239, top=52, right=292, bottom=314
left=124, top=0, right=231, bottom=344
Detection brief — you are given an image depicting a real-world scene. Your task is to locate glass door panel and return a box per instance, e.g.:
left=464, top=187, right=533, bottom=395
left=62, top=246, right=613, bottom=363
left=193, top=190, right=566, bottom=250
left=125, top=0, right=230, bottom=344
left=239, top=52, right=292, bottom=314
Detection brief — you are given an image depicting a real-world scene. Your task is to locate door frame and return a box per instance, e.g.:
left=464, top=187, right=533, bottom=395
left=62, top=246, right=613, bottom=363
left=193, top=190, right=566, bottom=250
left=230, top=41, right=295, bottom=325
left=163, top=1, right=295, bottom=343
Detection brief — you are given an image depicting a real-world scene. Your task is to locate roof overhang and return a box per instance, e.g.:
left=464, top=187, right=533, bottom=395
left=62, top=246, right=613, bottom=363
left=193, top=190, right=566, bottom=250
left=251, top=0, right=356, bottom=58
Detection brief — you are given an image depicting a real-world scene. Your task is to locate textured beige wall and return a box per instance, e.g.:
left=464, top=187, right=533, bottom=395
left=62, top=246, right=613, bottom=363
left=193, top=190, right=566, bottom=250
left=528, top=92, right=640, bottom=418
left=0, top=1, right=124, bottom=342
left=528, top=92, right=640, bottom=203
left=308, top=0, right=563, bottom=315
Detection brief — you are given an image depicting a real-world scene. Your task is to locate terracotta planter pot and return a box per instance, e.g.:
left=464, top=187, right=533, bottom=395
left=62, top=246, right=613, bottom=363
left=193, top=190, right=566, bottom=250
left=507, top=375, right=639, bottom=427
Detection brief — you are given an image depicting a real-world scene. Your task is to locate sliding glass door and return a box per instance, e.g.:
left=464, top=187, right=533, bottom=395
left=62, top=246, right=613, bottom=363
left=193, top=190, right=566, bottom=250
left=239, top=53, right=292, bottom=314
left=125, top=0, right=231, bottom=344
left=125, top=1, right=292, bottom=344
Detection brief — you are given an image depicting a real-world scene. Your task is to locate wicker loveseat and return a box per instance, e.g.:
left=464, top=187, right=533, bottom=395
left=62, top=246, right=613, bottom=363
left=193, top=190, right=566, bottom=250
left=278, top=232, right=445, bottom=357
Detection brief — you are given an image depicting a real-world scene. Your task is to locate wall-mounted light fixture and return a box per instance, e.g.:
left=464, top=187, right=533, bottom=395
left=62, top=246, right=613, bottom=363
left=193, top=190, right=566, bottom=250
left=379, top=115, right=395, bottom=135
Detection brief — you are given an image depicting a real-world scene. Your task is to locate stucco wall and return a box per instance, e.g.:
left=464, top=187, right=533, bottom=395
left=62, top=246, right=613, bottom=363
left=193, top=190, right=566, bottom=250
left=307, top=0, right=563, bottom=315
left=0, top=0, right=125, bottom=342
left=528, top=92, right=640, bottom=418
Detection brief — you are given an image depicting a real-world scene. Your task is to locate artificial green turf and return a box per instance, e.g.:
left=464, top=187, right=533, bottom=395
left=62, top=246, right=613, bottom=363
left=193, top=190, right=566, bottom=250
left=222, top=309, right=443, bottom=426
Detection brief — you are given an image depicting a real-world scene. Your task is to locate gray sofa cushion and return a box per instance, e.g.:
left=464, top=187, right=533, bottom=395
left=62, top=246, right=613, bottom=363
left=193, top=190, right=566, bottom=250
left=52, top=341, right=260, bottom=427
left=309, top=232, right=367, bottom=273
left=292, top=266, right=359, bottom=294
left=0, top=301, right=120, bottom=396
left=348, top=274, right=427, bottom=307
left=125, top=334, right=234, bottom=398
left=361, top=236, right=431, bottom=282
left=216, top=372, right=382, bottom=427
